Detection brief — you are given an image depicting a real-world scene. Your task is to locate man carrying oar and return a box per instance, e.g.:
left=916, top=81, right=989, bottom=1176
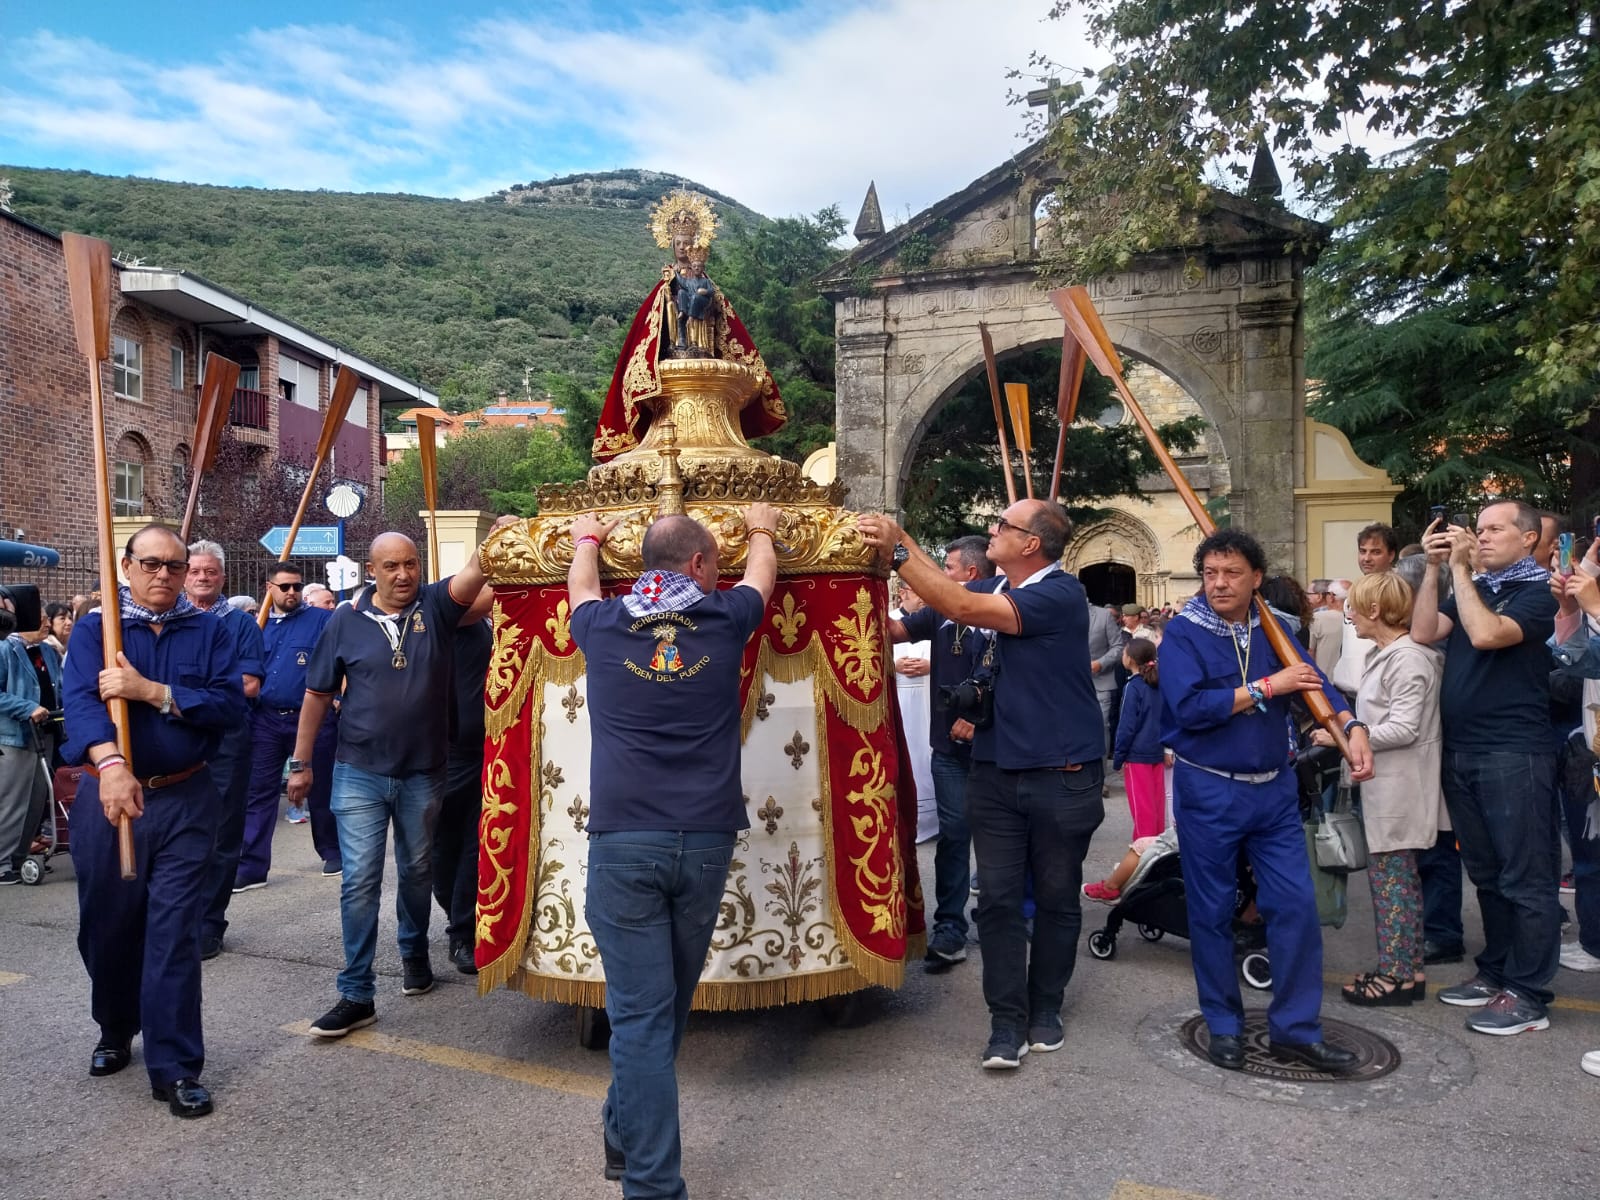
left=61, top=524, right=247, bottom=1117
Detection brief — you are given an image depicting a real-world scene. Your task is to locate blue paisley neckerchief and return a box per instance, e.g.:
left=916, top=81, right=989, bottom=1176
left=117, top=585, right=200, bottom=625
left=1473, top=556, right=1548, bottom=594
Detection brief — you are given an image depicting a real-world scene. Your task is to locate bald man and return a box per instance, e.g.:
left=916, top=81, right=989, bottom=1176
left=291, top=524, right=512, bottom=1038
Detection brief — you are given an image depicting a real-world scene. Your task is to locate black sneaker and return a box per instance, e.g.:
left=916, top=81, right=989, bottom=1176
left=308, top=998, right=376, bottom=1039
left=0, top=868, right=21, bottom=885
left=981, top=1031, right=1028, bottom=1070
left=199, top=936, right=223, bottom=961
left=321, top=861, right=343, bottom=877
left=401, top=956, right=435, bottom=996
left=449, top=940, right=478, bottom=976
left=603, top=1134, right=625, bottom=1181
left=924, top=935, right=968, bottom=967
left=1027, top=1017, right=1065, bottom=1053
left=1466, top=989, right=1551, bottom=1036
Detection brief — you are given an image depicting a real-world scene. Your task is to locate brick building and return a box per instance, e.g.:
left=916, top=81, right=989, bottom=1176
left=0, top=208, right=437, bottom=550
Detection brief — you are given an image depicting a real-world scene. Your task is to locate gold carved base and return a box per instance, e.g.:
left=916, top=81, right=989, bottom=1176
left=484, top=358, right=882, bottom=583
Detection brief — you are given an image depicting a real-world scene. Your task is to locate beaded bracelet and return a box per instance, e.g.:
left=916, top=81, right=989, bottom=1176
left=95, top=755, right=127, bottom=772
left=747, top=527, right=776, bottom=540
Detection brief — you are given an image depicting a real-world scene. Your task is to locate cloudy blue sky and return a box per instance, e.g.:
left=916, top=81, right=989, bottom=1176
left=0, top=1, right=1101, bottom=221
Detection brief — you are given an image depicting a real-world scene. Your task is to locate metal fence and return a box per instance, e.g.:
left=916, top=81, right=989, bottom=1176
left=0, top=543, right=347, bottom=608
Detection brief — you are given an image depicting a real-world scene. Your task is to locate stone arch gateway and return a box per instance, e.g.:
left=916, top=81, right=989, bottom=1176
left=816, top=141, right=1330, bottom=571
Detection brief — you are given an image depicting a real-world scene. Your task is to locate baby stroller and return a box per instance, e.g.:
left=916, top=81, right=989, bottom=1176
left=1084, top=741, right=1346, bottom=992
left=18, top=711, right=71, bottom=885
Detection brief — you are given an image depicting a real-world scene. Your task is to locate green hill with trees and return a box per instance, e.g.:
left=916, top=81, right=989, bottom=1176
left=0, top=165, right=749, bottom=408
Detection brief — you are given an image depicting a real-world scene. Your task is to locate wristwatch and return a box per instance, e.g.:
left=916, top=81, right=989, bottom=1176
left=287, top=759, right=311, bottom=773
left=1342, top=719, right=1370, bottom=737
left=158, top=685, right=174, bottom=716
left=891, top=543, right=910, bottom=569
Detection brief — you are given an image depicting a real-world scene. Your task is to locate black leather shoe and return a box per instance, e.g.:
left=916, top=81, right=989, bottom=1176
left=449, top=940, right=478, bottom=976
left=1207, top=1033, right=1244, bottom=1071
left=152, top=1077, right=213, bottom=1118
left=1423, top=940, right=1465, bottom=965
left=603, top=1134, right=625, bottom=1181
left=200, top=936, right=223, bottom=961
left=89, top=1039, right=132, bottom=1077
left=1269, top=1040, right=1359, bottom=1073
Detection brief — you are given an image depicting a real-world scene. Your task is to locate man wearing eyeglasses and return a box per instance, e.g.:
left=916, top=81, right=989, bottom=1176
left=183, top=540, right=265, bottom=960
left=240, top=562, right=341, bottom=888
left=60, top=523, right=247, bottom=1118
left=861, top=500, right=1105, bottom=1071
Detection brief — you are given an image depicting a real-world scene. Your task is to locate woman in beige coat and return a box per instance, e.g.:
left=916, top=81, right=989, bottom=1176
left=1311, top=571, right=1443, bottom=1006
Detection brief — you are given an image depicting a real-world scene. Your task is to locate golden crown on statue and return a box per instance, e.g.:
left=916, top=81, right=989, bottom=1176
left=650, top=189, right=718, bottom=252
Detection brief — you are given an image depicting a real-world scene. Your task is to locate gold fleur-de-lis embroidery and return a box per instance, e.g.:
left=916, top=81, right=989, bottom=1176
left=755, top=690, right=775, bottom=720
left=545, top=598, right=572, bottom=652
left=771, top=592, right=806, bottom=648
left=542, top=761, right=564, bottom=790
left=830, top=586, right=881, bottom=696
left=562, top=685, right=585, bottom=723
left=567, top=793, right=589, bottom=832
left=757, top=795, right=783, bottom=835
left=785, top=731, right=810, bottom=769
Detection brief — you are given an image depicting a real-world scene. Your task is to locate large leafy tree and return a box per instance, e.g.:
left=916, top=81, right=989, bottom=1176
left=1037, top=1, right=1600, bottom=515
left=385, top=426, right=586, bottom=540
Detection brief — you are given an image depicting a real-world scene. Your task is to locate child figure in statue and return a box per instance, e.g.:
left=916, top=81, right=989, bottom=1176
left=671, top=244, right=720, bottom=356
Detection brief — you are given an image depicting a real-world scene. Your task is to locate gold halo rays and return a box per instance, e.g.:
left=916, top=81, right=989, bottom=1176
left=650, top=189, right=719, bottom=252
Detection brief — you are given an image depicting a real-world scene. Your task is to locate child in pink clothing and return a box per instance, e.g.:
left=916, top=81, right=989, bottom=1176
left=1112, top=638, right=1165, bottom=841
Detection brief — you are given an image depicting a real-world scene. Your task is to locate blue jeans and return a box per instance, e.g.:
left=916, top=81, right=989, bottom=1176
left=1442, top=750, right=1561, bottom=1007
left=929, top=752, right=972, bottom=946
left=1417, top=837, right=1464, bottom=949
left=330, top=762, right=444, bottom=1003
left=586, top=830, right=734, bottom=1200
left=967, top=761, right=1104, bottom=1036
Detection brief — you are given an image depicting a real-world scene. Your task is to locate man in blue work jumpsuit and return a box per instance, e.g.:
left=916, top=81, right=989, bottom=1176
left=184, top=539, right=265, bottom=957
left=242, top=561, right=339, bottom=883
left=1159, top=528, right=1372, bottom=1073
left=61, top=524, right=245, bottom=1118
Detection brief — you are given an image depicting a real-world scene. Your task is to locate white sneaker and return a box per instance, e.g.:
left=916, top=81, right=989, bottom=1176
left=1559, top=942, right=1600, bottom=972
left=1583, top=1049, right=1600, bottom=1078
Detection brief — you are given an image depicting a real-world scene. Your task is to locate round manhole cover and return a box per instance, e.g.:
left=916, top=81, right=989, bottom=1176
left=1179, top=1010, right=1399, bottom=1083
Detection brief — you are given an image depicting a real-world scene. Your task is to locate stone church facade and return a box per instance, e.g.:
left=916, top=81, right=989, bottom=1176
left=816, top=142, right=1398, bottom=601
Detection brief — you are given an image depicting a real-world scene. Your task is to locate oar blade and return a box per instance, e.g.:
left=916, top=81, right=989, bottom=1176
left=314, top=365, right=362, bottom=462
left=62, top=233, right=113, bottom=363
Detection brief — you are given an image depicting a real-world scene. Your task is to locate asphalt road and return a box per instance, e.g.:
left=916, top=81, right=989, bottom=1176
left=3, top=777, right=1597, bottom=1200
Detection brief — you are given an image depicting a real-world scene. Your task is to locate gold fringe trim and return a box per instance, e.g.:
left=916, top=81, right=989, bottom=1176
left=476, top=654, right=552, bottom=997
left=740, top=632, right=884, bottom=739
left=505, top=963, right=901, bottom=1012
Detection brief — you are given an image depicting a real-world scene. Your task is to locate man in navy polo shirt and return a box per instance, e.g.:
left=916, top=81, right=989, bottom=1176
left=62, top=524, right=246, bottom=1118
left=862, top=499, right=1105, bottom=1070
left=1413, top=500, right=1562, bottom=1035
left=182, top=540, right=265, bottom=960
left=570, top=504, right=777, bottom=1198
left=896, top=533, right=994, bottom=969
left=243, top=562, right=339, bottom=886
left=292, top=526, right=508, bottom=1038
left=1160, top=528, right=1369, bottom=1074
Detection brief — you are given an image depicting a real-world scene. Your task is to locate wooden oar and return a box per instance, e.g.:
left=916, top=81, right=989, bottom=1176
left=977, top=323, right=1018, bottom=505
left=1050, top=285, right=1353, bottom=763
left=1003, top=382, right=1035, bottom=498
left=257, top=365, right=360, bottom=627
left=1048, top=334, right=1086, bottom=501
left=62, top=232, right=136, bottom=880
left=415, top=410, right=441, bottom=583
left=179, top=353, right=241, bottom=543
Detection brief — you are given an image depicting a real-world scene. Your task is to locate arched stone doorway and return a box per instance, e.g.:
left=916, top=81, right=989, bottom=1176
left=818, top=139, right=1326, bottom=570
left=1062, top=509, right=1173, bottom=608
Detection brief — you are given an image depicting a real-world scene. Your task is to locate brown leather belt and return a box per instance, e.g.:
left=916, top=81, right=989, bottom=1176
left=86, top=761, right=207, bottom=790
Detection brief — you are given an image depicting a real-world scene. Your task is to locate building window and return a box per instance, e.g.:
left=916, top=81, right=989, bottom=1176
left=347, top=384, right=368, bottom=428
left=239, top=364, right=260, bottom=391
left=114, top=460, right=144, bottom=516
left=280, top=355, right=321, bottom=409
left=171, top=345, right=184, bottom=389
left=113, top=335, right=143, bottom=402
